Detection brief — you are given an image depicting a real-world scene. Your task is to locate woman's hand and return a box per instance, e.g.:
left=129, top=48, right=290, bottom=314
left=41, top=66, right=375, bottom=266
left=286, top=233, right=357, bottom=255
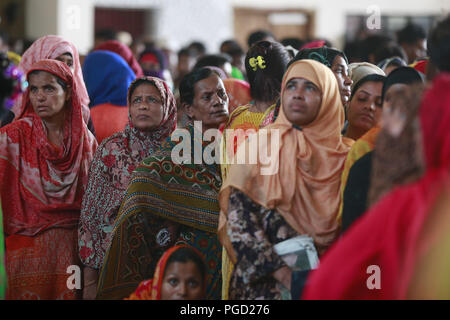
left=273, top=266, right=292, bottom=291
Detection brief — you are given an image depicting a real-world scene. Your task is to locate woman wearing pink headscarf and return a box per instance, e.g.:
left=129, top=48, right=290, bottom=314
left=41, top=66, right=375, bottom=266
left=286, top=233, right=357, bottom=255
left=12, top=35, right=91, bottom=127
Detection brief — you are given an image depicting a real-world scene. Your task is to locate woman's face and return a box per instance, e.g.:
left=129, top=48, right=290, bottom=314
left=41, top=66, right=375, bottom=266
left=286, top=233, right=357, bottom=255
left=331, top=55, right=352, bottom=105
left=55, top=53, right=74, bottom=73
left=160, top=261, right=204, bottom=300
left=347, top=81, right=383, bottom=133
left=185, top=74, right=229, bottom=131
left=28, top=71, right=69, bottom=122
left=129, top=82, right=164, bottom=131
left=282, top=77, right=322, bottom=127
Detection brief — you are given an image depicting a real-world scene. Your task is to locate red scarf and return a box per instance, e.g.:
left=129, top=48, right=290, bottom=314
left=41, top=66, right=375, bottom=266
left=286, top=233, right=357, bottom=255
left=0, top=59, right=97, bottom=236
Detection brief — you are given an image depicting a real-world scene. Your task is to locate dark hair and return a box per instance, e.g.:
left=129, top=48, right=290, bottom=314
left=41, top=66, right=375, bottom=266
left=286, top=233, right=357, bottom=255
left=381, top=66, right=424, bottom=102
left=359, top=35, right=393, bottom=62
left=187, top=41, right=207, bottom=57
left=127, top=78, right=158, bottom=104
left=247, top=30, right=275, bottom=48
left=179, top=67, right=219, bottom=105
left=27, top=70, right=68, bottom=91
left=95, top=29, right=118, bottom=41
left=165, top=246, right=207, bottom=283
left=350, top=74, right=386, bottom=101
left=428, top=15, right=450, bottom=72
left=245, top=40, right=290, bottom=102
left=373, top=42, right=407, bottom=65
left=178, top=47, right=195, bottom=58
left=281, top=37, right=305, bottom=50
left=220, top=40, right=244, bottom=56
left=397, top=23, right=427, bottom=44
left=289, top=46, right=348, bottom=69
left=193, top=54, right=232, bottom=70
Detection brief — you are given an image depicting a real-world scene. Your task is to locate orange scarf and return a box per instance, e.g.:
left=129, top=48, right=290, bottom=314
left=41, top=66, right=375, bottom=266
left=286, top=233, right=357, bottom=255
left=219, top=60, right=353, bottom=262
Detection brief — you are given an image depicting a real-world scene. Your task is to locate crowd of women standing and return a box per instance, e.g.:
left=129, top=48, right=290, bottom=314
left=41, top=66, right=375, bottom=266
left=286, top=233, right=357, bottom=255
left=0, top=15, right=449, bottom=300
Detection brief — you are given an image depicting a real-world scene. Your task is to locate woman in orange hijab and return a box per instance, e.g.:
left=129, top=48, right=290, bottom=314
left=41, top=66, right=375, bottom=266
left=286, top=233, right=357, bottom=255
left=218, top=59, right=352, bottom=299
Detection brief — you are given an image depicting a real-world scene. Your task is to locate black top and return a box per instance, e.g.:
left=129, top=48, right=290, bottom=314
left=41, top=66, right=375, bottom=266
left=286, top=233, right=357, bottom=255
left=341, top=151, right=373, bottom=234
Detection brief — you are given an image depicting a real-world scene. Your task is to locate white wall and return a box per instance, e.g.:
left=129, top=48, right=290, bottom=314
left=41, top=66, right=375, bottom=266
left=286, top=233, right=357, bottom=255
left=58, top=0, right=94, bottom=54
left=25, top=0, right=94, bottom=55
left=26, top=0, right=58, bottom=39
left=92, top=0, right=233, bottom=52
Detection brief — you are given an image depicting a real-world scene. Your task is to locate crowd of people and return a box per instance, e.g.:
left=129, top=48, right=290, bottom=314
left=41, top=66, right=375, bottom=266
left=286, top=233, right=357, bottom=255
left=0, top=15, right=449, bottom=300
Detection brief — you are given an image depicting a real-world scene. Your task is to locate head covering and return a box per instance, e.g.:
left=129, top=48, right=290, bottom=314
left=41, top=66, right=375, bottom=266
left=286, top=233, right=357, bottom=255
left=83, top=50, right=136, bottom=107
left=13, top=35, right=90, bottom=124
left=0, top=59, right=97, bottom=236
left=294, top=46, right=348, bottom=68
left=349, top=62, right=385, bottom=91
left=377, top=56, right=407, bottom=72
left=222, top=78, right=251, bottom=114
left=79, top=76, right=177, bottom=269
left=219, top=59, right=353, bottom=262
left=139, top=47, right=167, bottom=79
left=126, top=244, right=206, bottom=300
left=302, top=73, right=450, bottom=300
left=381, top=66, right=424, bottom=101
left=95, top=40, right=144, bottom=77
left=300, top=40, right=326, bottom=50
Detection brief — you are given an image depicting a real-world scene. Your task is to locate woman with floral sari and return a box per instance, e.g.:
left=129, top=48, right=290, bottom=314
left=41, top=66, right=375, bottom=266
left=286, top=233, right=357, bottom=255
left=0, top=59, right=97, bottom=299
left=78, top=76, right=177, bottom=299
left=96, top=67, right=228, bottom=300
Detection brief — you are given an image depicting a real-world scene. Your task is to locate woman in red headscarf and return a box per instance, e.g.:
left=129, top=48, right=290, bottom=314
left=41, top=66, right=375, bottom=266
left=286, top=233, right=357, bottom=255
left=126, top=245, right=207, bottom=300
left=0, top=59, right=97, bottom=299
left=12, top=35, right=91, bottom=127
left=302, top=72, right=450, bottom=300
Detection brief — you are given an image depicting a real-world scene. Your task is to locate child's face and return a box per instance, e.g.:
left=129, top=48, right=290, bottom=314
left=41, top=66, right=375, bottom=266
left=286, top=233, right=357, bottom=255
left=160, top=261, right=204, bottom=300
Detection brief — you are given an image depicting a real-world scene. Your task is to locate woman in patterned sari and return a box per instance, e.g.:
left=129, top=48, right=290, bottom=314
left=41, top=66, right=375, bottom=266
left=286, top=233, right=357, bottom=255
left=0, top=59, right=97, bottom=299
left=78, top=76, right=177, bottom=299
left=96, top=67, right=228, bottom=300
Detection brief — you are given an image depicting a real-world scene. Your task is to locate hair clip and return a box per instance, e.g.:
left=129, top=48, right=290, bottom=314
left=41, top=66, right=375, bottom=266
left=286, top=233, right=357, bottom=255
left=249, top=56, right=267, bottom=71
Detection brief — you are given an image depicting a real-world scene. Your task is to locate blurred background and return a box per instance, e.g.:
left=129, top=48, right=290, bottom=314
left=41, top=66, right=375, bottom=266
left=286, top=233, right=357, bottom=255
left=1, top=0, right=448, bottom=54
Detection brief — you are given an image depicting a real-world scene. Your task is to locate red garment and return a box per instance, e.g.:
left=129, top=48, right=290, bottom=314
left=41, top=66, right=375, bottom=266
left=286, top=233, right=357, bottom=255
left=302, top=72, right=450, bottom=300
left=126, top=245, right=206, bottom=300
left=0, top=59, right=97, bottom=237
left=223, top=78, right=251, bottom=114
left=6, top=228, right=81, bottom=299
left=95, top=40, right=144, bottom=77
left=90, top=103, right=129, bottom=144
left=13, top=35, right=91, bottom=125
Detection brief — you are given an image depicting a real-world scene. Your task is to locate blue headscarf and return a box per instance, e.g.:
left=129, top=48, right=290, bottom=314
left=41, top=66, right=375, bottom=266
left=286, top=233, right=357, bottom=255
left=83, top=50, right=136, bottom=108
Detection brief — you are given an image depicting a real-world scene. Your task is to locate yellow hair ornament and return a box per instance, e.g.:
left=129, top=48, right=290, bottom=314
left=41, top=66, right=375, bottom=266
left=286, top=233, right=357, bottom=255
left=249, top=56, right=266, bottom=71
